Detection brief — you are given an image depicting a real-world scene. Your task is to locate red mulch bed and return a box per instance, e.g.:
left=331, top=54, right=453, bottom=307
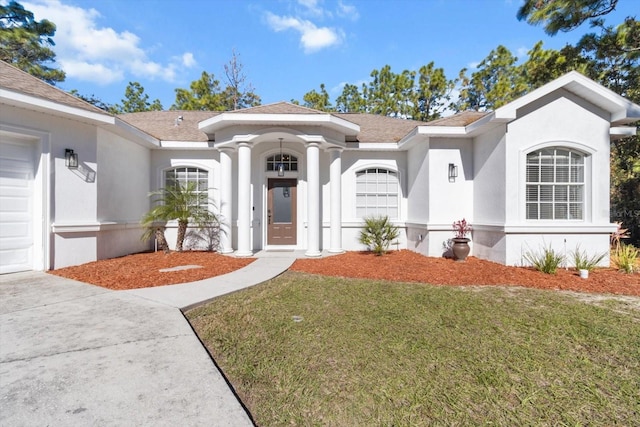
left=49, top=251, right=254, bottom=290
left=291, top=250, right=640, bottom=296
left=49, top=249, right=639, bottom=296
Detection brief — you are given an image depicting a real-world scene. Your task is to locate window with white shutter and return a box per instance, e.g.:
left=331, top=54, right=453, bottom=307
left=526, top=148, right=584, bottom=220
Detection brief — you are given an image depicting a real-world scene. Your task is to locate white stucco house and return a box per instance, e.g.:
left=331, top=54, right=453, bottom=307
left=1, top=60, right=639, bottom=273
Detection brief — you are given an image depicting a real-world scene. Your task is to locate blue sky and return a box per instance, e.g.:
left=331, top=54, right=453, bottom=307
left=21, top=0, right=638, bottom=110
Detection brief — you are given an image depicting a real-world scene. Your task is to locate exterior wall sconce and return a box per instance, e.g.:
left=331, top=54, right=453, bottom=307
left=277, top=138, right=285, bottom=176
left=65, top=149, right=79, bottom=169
left=448, top=163, right=458, bottom=182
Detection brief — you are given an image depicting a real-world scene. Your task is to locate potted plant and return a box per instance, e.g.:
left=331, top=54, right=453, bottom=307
left=452, top=218, right=472, bottom=262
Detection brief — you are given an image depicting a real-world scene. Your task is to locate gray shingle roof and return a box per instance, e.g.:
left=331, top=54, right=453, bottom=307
left=334, top=113, right=424, bottom=142
left=1, top=63, right=490, bottom=144
left=425, top=110, right=490, bottom=126
left=119, top=111, right=218, bottom=142
left=0, top=61, right=109, bottom=115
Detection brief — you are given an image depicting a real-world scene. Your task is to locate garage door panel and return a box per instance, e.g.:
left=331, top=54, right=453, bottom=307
left=0, top=139, right=35, bottom=273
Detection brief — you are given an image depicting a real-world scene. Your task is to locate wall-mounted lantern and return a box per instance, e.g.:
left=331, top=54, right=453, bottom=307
left=448, top=163, right=458, bottom=182
left=65, top=149, right=79, bottom=169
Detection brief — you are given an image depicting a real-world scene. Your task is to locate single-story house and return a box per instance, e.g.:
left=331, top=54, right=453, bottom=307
left=1, top=60, right=638, bottom=273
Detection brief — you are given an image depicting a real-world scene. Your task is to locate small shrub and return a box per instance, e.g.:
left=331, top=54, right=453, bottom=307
left=523, top=245, right=565, bottom=274
left=359, top=216, right=400, bottom=256
left=452, top=218, right=472, bottom=239
left=612, top=244, right=639, bottom=274
left=571, top=245, right=607, bottom=272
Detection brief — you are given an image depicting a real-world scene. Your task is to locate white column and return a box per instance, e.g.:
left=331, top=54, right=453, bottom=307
left=236, top=142, right=253, bottom=257
left=305, top=142, right=321, bottom=257
left=218, top=147, right=234, bottom=253
left=328, top=147, right=343, bottom=253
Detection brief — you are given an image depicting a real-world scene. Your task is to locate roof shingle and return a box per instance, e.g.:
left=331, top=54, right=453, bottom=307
left=0, top=61, right=109, bottom=115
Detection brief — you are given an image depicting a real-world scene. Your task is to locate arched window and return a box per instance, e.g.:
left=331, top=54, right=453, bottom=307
left=165, top=167, right=209, bottom=205
left=526, top=148, right=584, bottom=220
left=266, top=153, right=298, bottom=172
left=356, top=168, right=399, bottom=218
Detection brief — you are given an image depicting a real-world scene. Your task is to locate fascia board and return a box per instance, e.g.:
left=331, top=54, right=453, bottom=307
left=112, top=118, right=160, bottom=148
left=1, top=89, right=114, bottom=125
left=159, top=141, right=214, bottom=149
left=610, top=126, right=637, bottom=140
left=495, top=71, right=640, bottom=123
left=199, top=112, right=360, bottom=135
left=347, top=142, right=398, bottom=151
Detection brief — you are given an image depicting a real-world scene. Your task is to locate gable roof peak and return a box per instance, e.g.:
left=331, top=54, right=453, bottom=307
left=228, top=101, right=328, bottom=115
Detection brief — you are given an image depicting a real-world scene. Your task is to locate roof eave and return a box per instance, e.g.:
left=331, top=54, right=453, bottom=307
left=1, top=88, right=114, bottom=125
left=198, top=112, right=360, bottom=137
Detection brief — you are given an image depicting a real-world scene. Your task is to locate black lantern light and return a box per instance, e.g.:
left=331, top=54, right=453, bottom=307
left=65, top=149, right=78, bottom=169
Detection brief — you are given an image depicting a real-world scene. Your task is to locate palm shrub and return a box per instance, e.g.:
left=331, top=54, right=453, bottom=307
left=523, top=244, right=565, bottom=274
left=141, top=182, right=216, bottom=252
left=612, top=243, right=639, bottom=274
left=571, top=245, right=606, bottom=272
left=359, top=216, right=400, bottom=256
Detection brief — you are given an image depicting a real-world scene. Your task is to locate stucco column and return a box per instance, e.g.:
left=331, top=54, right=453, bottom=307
left=236, top=142, right=252, bottom=257
left=305, top=142, right=321, bottom=257
left=328, top=147, right=343, bottom=253
left=218, top=147, right=234, bottom=253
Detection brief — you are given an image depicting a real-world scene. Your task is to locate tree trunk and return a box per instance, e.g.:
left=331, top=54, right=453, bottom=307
left=155, top=227, right=170, bottom=254
left=176, top=220, right=188, bottom=252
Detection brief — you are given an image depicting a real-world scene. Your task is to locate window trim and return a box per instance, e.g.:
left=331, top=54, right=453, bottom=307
left=162, top=165, right=211, bottom=208
left=354, top=166, right=400, bottom=219
left=521, top=143, right=592, bottom=222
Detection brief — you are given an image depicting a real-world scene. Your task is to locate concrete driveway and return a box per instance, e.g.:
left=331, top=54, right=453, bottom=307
left=0, top=271, right=253, bottom=426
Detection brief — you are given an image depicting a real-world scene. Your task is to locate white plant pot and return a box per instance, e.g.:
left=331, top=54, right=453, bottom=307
left=579, top=269, right=589, bottom=279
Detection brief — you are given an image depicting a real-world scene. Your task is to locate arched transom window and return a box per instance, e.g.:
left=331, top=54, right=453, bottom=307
left=356, top=168, right=399, bottom=218
left=526, top=148, right=584, bottom=220
left=266, top=153, right=298, bottom=172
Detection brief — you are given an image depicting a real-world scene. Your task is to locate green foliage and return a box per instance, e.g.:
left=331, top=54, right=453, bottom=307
left=517, top=0, right=620, bottom=36
left=612, top=243, right=639, bottom=274
left=299, top=63, right=454, bottom=120
left=358, top=215, right=400, bottom=256
left=523, top=244, right=565, bottom=274
left=115, top=81, right=163, bottom=113
left=68, top=89, right=118, bottom=113
left=302, top=83, right=332, bottom=111
left=141, top=182, right=216, bottom=252
left=456, top=45, right=528, bottom=111
left=0, top=0, right=65, bottom=84
left=334, top=83, right=367, bottom=113
left=172, top=52, right=260, bottom=111
left=571, top=245, right=607, bottom=271
left=172, top=71, right=226, bottom=111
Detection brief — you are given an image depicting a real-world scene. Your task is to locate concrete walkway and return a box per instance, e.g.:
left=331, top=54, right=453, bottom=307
left=0, top=251, right=301, bottom=426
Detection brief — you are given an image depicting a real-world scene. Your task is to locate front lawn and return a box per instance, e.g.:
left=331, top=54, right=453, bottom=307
left=187, top=272, right=640, bottom=426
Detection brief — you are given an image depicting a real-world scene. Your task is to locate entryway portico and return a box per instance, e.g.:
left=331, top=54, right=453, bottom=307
left=198, top=103, right=359, bottom=257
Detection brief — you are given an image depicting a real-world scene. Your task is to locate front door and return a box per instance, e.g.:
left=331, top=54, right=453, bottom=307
left=267, top=179, right=297, bottom=245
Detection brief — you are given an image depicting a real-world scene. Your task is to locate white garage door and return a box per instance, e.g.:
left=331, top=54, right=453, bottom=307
left=0, top=139, right=35, bottom=274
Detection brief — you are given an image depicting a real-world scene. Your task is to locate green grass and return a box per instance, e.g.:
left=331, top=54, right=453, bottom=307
left=186, top=272, right=640, bottom=426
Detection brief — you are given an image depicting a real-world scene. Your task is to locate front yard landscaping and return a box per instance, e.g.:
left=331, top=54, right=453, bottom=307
left=187, top=271, right=640, bottom=426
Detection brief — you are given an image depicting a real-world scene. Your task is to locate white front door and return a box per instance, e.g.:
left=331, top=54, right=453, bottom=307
left=0, top=138, right=35, bottom=273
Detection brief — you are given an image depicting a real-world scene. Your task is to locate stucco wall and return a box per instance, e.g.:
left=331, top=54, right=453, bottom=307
left=473, top=91, right=614, bottom=266
left=149, top=149, right=220, bottom=251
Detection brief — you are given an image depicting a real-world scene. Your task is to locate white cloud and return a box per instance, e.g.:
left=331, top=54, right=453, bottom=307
left=59, top=59, right=123, bottom=84
left=467, top=61, right=480, bottom=70
left=337, top=0, right=359, bottom=20
left=23, top=0, right=195, bottom=84
left=516, top=46, right=529, bottom=59
left=265, top=12, right=343, bottom=53
left=181, top=53, right=197, bottom=68
left=297, top=0, right=324, bottom=17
